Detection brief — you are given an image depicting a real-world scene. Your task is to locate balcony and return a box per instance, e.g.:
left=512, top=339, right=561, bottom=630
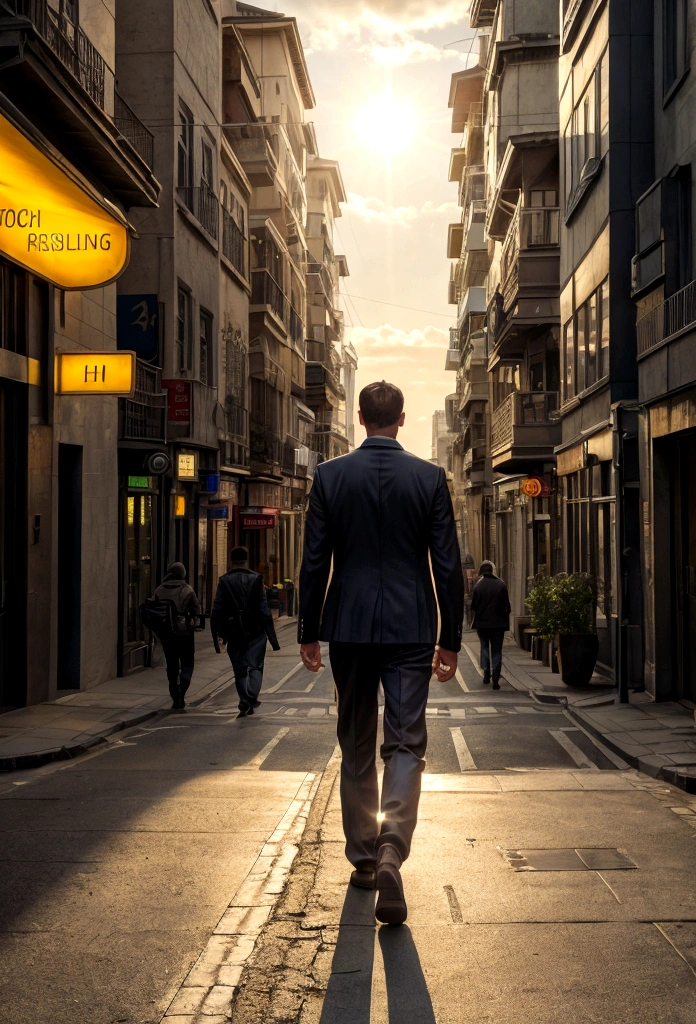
left=306, top=261, right=334, bottom=305
left=470, top=0, right=496, bottom=26
left=445, top=348, right=460, bottom=371
left=224, top=124, right=279, bottom=187
left=250, top=422, right=283, bottom=473
left=119, top=361, right=167, bottom=443
left=500, top=201, right=560, bottom=312
left=222, top=209, right=245, bottom=276
left=219, top=401, right=249, bottom=470
left=637, top=278, right=696, bottom=359
left=177, top=182, right=219, bottom=241
left=251, top=269, right=285, bottom=322
left=310, top=427, right=350, bottom=464
left=289, top=306, right=304, bottom=348
left=490, top=391, right=560, bottom=472
left=460, top=376, right=488, bottom=415
left=114, top=90, right=154, bottom=168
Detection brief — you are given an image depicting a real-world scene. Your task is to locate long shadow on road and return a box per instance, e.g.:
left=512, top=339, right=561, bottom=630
left=320, top=885, right=436, bottom=1024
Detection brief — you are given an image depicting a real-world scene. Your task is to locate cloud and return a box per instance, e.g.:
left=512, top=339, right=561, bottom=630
left=350, top=323, right=449, bottom=350
left=285, top=1, right=470, bottom=61
left=342, top=192, right=458, bottom=225
left=366, top=39, right=475, bottom=66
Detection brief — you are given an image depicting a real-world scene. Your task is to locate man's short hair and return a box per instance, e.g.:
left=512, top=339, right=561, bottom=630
left=359, top=381, right=404, bottom=428
left=230, top=546, right=249, bottom=565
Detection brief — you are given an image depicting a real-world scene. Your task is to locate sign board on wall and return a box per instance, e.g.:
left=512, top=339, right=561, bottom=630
left=240, top=513, right=276, bottom=530
left=177, top=452, right=198, bottom=479
left=0, top=111, right=129, bottom=289
left=55, top=351, right=135, bottom=395
left=117, top=295, right=159, bottom=362
left=162, top=380, right=192, bottom=424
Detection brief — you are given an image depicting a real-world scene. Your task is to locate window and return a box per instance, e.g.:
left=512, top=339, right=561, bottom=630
left=201, top=141, right=213, bottom=188
left=564, top=50, right=609, bottom=216
left=562, top=279, right=609, bottom=402
left=60, top=0, right=78, bottom=23
left=199, top=308, right=214, bottom=386
left=663, top=0, right=689, bottom=98
left=176, top=286, right=192, bottom=372
left=177, top=102, right=194, bottom=193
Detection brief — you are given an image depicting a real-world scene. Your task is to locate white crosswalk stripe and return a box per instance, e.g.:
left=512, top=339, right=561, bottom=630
left=450, top=727, right=477, bottom=771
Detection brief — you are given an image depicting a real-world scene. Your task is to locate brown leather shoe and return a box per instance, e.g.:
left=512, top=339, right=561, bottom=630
left=375, top=845, right=407, bottom=925
left=350, top=867, right=376, bottom=890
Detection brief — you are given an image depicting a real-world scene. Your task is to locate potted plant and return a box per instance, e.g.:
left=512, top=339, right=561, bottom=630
left=525, top=574, right=555, bottom=662
left=551, top=573, right=599, bottom=687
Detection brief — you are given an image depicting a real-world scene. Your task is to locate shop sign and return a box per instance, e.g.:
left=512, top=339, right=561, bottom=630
left=162, top=379, right=191, bottom=424
left=55, top=351, right=135, bottom=395
left=521, top=476, right=550, bottom=498
left=0, top=111, right=129, bottom=289
left=173, top=494, right=187, bottom=517
left=240, top=513, right=276, bottom=530
left=177, top=452, right=198, bottom=479
left=117, top=294, right=159, bottom=362
left=207, top=504, right=229, bottom=521
left=128, top=475, right=152, bottom=489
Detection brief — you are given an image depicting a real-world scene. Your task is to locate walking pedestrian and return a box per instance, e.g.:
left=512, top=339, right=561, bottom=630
left=211, top=546, right=280, bottom=717
left=470, top=560, right=511, bottom=690
left=299, top=381, right=464, bottom=926
left=154, top=562, right=201, bottom=711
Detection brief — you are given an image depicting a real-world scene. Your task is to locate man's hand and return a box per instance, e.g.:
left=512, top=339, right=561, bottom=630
left=432, top=647, right=458, bottom=682
left=300, top=641, right=324, bottom=672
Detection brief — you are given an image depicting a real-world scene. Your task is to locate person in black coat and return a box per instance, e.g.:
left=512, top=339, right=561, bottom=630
left=154, top=562, right=201, bottom=711
left=211, top=546, right=280, bottom=717
left=299, top=381, right=464, bottom=925
left=470, top=560, right=511, bottom=690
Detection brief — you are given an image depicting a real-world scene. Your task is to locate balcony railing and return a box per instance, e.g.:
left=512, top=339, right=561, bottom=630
left=222, top=209, right=245, bottom=275
left=224, top=124, right=278, bottom=187
left=251, top=269, right=285, bottom=321
left=8, top=0, right=107, bottom=106
left=120, top=361, right=167, bottom=442
left=177, top=182, right=219, bottom=240
left=114, top=90, right=154, bottom=168
left=491, top=391, right=559, bottom=453
left=250, top=423, right=283, bottom=467
left=500, top=202, right=560, bottom=306
left=306, top=261, right=334, bottom=303
left=637, top=278, right=696, bottom=358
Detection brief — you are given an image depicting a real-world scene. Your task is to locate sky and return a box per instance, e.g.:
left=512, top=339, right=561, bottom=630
left=275, top=1, right=477, bottom=458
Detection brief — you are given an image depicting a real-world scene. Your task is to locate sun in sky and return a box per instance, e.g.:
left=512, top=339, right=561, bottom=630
left=354, top=91, right=417, bottom=155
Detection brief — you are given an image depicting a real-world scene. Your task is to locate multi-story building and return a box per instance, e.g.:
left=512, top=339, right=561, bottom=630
left=0, top=0, right=159, bottom=701
left=558, top=0, right=652, bottom=687
left=305, top=156, right=352, bottom=462
left=633, top=1, right=696, bottom=702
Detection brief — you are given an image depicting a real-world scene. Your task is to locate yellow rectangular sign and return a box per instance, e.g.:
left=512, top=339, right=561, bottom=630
left=55, top=351, right=136, bottom=396
left=177, top=452, right=198, bottom=479
left=0, top=111, right=129, bottom=289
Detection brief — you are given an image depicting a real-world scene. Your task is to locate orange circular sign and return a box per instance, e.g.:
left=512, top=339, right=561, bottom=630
left=521, top=477, right=543, bottom=498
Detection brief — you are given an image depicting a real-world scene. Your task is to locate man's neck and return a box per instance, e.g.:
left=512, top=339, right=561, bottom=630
left=364, top=427, right=399, bottom=440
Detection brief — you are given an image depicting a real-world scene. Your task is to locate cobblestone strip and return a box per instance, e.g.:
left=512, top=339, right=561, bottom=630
left=226, top=745, right=343, bottom=1024
left=160, top=768, right=323, bottom=1024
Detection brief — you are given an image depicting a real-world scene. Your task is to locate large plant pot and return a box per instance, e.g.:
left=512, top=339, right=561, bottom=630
left=540, top=639, right=550, bottom=666
left=557, top=633, right=599, bottom=687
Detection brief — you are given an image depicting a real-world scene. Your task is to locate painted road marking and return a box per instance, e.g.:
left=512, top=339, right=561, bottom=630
left=265, top=662, right=305, bottom=694
left=462, top=641, right=484, bottom=677
left=450, top=727, right=477, bottom=771
left=241, top=728, right=290, bottom=768
left=549, top=729, right=599, bottom=770
left=455, top=667, right=470, bottom=693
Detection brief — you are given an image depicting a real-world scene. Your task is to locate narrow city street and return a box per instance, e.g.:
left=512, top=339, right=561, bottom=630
left=4, top=630, right=696, bottom=1023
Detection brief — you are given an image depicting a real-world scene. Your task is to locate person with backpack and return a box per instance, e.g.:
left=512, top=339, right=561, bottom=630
left=211, top=546, right=281, bottom=717
left=152, top=562, right=201, bottom=711
left=470, top=560, right=511, bottom=690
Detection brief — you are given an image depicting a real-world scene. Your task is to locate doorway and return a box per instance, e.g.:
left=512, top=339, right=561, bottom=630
left=675, top=434, right=696, bottom=702
left=57, top=443, right=82, bottom=689
left=0, top=382, right=28, bottom=709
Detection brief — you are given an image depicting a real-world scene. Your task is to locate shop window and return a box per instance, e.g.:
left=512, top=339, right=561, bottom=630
left=663, top=0, right=689, bottom=99
left=199, top=308, right=214, bottom=386
left=176, top=285, right=192, bottom=372
left=564, top=49, right=609, bottom=218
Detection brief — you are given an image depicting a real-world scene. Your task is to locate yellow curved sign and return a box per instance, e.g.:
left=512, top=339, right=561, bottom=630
left=0, top=111, right=129, bottom=289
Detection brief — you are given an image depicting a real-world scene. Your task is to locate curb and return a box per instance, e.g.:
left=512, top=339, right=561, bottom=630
left=0, top=707, right=160, bottom=774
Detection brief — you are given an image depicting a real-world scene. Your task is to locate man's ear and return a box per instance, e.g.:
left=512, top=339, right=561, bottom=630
left=398, top=412, right=406, bottom=426
left=358, top=410, right=365, bottom=425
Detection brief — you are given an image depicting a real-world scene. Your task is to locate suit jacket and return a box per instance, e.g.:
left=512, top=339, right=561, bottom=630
left=298, top=437, right=464, bottom=650
left=470, top=574, right=511, bottom=631
left=211, top=568, right=279, bottom=648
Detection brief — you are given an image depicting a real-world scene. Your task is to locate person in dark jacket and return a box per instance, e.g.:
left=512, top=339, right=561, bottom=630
left=470, top=560, right=511, bottom=690
left=154, top=562, right=201, bottom=711
left=211, top=546, right=280, bottom=717
left=299, top=381, right=464, bottom=926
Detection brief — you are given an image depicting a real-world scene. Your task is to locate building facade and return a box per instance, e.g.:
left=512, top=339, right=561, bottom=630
left=0, top=0, right=159, bottom=702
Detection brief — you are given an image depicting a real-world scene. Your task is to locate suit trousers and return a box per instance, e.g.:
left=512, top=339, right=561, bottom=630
left=329, top=642, right=434, bottom=869
left=228, top=631, right=267, bottom=707
left=477, top=627, right=505, bottom=680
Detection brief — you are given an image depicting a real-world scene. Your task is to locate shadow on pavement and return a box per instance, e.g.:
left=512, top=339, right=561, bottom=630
left=320, top=885, right=436, bottom=1024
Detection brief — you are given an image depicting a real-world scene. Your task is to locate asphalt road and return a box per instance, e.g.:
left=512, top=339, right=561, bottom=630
left=0, top=630, right=620, bottom=1024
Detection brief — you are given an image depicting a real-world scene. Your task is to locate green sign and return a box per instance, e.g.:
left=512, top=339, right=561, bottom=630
left=128, top=475, right=150, bottom=489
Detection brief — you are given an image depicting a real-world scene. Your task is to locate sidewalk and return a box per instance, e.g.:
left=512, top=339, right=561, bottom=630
left=226, top=759, right=696, bottom=1023
left=0, top=617, right=298, bottom=772
left=462, top=631, right=696, bottom=791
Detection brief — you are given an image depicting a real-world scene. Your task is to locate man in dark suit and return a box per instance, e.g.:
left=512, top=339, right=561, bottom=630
left=299, top=381, right=464, bottom=925
left=211, top=546, right=280, bottom=717
left=470, top=560, right=511, bottom=690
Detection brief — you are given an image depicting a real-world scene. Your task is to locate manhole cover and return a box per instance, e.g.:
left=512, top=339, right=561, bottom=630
left=498, top=847, right=637, bottom=871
